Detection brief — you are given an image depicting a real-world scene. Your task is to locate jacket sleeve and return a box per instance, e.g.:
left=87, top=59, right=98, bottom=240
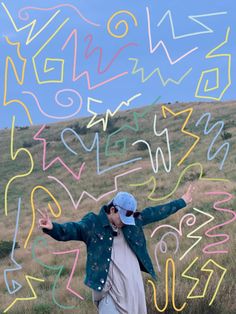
left=140, top=198, right=186, bottom=226
left=42, top=213, right=93, bottom=243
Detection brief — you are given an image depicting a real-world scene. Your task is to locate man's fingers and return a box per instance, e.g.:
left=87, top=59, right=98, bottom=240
left=37, top=208, right=45, bottom=218
left=44, top=208, right=49, bottom=220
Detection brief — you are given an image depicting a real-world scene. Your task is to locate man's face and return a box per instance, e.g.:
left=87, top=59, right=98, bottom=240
left=110, top=207, right=124, bottom=228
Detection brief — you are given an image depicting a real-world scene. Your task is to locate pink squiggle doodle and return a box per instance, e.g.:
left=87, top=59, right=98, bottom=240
left=154, top=231, right=180, bottom=272
left=22, top=89, right=83, bottom=119
left=48, top=167, right=142, bottom=209
left=52, top=249, right=84, bottom=300
left=84, top=34, right=138, bottom=74
left=146, top=7, right=198, bottom=61
left=34, top=125, right=85, bottom=180
left=203, top=191, right=236, bottom=254
left=151, top=213, right=196, bottom=238
left=61, top=29, right=128, bottom=89
left=18, top=4, right=100, bottom=27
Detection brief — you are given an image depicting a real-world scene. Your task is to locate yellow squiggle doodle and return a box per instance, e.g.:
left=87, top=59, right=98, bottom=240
left=181, top=257, right=227, bottom=306
left=3, top=275, right=44, bottom=313
left=4, top=37, right=33, bottom=124
left=129, top=162, right=229, bottom=202
left=195, top=27, right=231, bottom=100
left=32, top=18, right=69, bottom=84
left=5, top=116, right=34, bottom=216
left=2, top=3, right=60, bottom=45
left=148, top=258, right=186, bottom=312
left=107, top=10, right=138, bottom=38
left=162, top=106, right=200, bottom=166
left=24, top=185, right=62, bottom=248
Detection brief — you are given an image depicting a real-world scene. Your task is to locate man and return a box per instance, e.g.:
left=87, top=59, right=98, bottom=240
left=39, top=185, right=194, bottom=314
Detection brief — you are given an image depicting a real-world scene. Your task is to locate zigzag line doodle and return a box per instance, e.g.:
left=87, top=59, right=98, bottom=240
left=148, top=258, right=186, bottom=312
left=32, top=18, right=69, bottom=84
left=84, top=33, right=138, bottom=74
left=61, top=128, right=142, bottom=175
left=195, top=27, right=231, bottom=100
left=107, top=10, right=138, bottom=38
left=4, top=198, right=23, bottom=294
left=132, top=116, right=171, bottom=173
left=32, top=236, right=83, bottom=309
left=129, top=162, right=229, bottom=202
left=181, top=257, right=227, bottom=306
left=105, top=95, right=161, bottom=157
left=24, top=185, right=62, bottom=248
left=4, top=37, right=33, bottom=124
left=86, top=93, right=142, bottom=131
left=203, top=191, right=236, bottom=254
left=2, top=2, right=60, bottom=45
left=18, top=3, right=100, bottom=27
left=129, top=58, right=192, bottom=86
left=61, top=29, right=129, bottom=89
left=146, top=7, right=198, bottom=57
left=4, top=116, right=34, bottom=216
left=195, top=112, right=230, bottom=170
left=48, top=167, right=142, bottom=210
left=3, top=275, right=44, bottom=313
left=33, top=125, right=85, bottom=180
left=162, top=106, right=200, bottom=166
left=22, top=89, right=83, bottom=120
left=157, top=10, right=227, bottom=39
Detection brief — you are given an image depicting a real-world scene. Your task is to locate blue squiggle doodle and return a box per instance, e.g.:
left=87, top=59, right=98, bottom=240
left=195, top=112, right=230, bottom=170
left=61, top=129, right=142, bottom=174
left=4, top=198, right=22, bottom=294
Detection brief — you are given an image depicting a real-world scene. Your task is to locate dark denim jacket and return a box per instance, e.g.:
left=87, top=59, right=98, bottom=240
left=43, top=198, right=186, bottom=291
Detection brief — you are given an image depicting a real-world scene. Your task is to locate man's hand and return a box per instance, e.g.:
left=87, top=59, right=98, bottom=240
left=38, top=208, right=53, bottom=230
left=181, top=184, right=195, bottom=205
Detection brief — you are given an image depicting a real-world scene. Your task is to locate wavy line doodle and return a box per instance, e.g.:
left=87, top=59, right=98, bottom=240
left=24, top=185, right=62, bottom=248
left=48, top=167, right=142, bottom=210
left=195, top=112, right=230, bottom=170
left=32, top=236, right=82, bottom=309
left=129, top=162, right=229, bottom=202
left=105, top=95, right=161, bottom=157
left=32, top=18, right=69, bottom=84
left=132, top=117, right=171, bottom=173
left=2, top=2, right=60, bottom=45
left=4, top=198, right=23, bottom=294
left=146, top=7, right=198, bottom=57
left=129, top=58, right=192, bottom=85
left=162, top=106, right=200, bottom=166
left=203, top=191, right=236, bottom=254
left=3, top=275, right=44, bottom=313
left=157, top=10, right=227, bottom=39
left=195, top=27, right=231, bottom=100
left=182, top=257, right=227, bottom=306
left=22, top=89, right=83, bottom=120
left=148, top=258, right=186, bottom=312
left=61, top=129, right=142, bottom=175
left=107, top=10, right=138, bottom=38
left=61, top=29, right=129, bottom=89
left=4, top=37, right=33, bottom=124
left=84, top=34, right=138, bottom=74
left=18, top=3, right=100, bottom=27
left=5, top=116, right=34, bottom=216
left=33, top=125, right=85, bottom=180
left=86, top=93, right=141, bottom=131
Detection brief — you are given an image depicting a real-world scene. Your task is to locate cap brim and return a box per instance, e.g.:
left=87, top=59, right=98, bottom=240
left=118, top=212, right=135, bottom=225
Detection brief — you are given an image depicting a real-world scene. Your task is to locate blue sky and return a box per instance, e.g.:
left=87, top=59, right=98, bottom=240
left=0, top=0, right=235, bottom=128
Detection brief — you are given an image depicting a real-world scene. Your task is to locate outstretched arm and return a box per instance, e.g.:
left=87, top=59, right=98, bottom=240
left=140, top=184, right=194, bottom=226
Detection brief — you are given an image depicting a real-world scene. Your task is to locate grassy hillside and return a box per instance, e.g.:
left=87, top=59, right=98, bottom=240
left=0, top=100, right=235, bottom=314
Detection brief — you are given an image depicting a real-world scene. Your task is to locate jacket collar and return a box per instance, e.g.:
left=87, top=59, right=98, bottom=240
left=98, top=205, right=111, bottom=227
